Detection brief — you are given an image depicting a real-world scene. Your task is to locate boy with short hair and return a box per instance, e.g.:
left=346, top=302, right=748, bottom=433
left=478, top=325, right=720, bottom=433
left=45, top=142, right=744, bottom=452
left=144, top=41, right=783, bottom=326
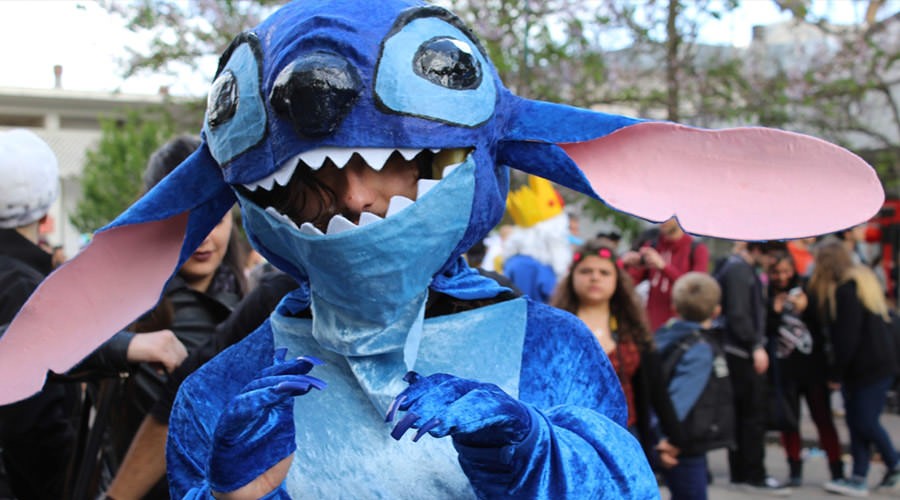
left=655, top=271, right=734, bottom=500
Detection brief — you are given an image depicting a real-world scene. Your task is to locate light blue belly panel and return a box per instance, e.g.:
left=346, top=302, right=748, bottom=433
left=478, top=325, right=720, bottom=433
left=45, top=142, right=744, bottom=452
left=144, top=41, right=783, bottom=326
left=270, top=297, right=528, bottom=498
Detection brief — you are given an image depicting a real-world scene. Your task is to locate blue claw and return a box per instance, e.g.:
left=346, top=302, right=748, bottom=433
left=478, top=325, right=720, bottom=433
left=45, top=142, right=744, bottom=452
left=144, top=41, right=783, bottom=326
left=297, top=355, right=324, bottom=366
left=403, top=371, right=421, bottom=384
left=391, top=412, right=419, bottom=440
left=273, top=347, right=289, bottom=362
left=412, top=417, right=441, bottom=442
left=384, top=395, right=407, bottom=423
left=275, top=376, right=327, bottom=394
left=295, top=355, right=325, bottom=374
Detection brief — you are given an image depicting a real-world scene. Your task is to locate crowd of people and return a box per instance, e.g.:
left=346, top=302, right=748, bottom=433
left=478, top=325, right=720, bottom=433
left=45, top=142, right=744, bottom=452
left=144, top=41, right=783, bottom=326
left=495, top=213, right=900, bottom=499
left=0, top=132, right=296, bottom=499
left=0, top=123, right=895, bottom=500
left=1, top=126, right=899, bottom=499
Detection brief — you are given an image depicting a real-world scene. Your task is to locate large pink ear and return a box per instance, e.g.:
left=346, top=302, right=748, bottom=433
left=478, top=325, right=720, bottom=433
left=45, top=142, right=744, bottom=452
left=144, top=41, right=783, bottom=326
left=0, top=215, right=187, bottom=403
left=561, top=122, right=884, bottom=240
left=0, top=144, right=233, bottom=404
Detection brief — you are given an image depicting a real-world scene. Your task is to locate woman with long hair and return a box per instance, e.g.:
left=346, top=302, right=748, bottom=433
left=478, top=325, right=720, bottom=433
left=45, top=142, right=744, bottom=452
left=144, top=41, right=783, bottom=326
left=550, top=238, right=675, bottom=466
left=765, top=250, right=843, bottom=486
left=807, top=240, right=900, bottom=496
left=102, top=136, right=248, bottom=499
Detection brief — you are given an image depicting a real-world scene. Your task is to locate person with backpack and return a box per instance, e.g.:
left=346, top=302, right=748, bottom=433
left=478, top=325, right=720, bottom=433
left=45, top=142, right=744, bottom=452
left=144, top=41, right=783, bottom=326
left=623, top=218, right=710, bottom=331
left=655, top=272, right=734, bottom=500
left=716, top=241, right=793, bottom=495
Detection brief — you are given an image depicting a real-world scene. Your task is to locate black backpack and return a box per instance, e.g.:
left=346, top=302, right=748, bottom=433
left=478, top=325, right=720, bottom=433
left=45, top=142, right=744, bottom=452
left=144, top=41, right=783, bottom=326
left=660, top=329, right=736, bottom=455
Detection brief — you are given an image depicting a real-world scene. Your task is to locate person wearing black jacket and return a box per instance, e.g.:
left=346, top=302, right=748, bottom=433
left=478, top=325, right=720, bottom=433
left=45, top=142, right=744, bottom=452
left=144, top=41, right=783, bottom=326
left=809, top=240, right=900, bottom=497
left=94, top=136, right=248, bottom=500
left=0, top=129, right=76, bottom=499
left=767, top=250, right=843, bottom=486
left=716, top=241, right=791, bottom=495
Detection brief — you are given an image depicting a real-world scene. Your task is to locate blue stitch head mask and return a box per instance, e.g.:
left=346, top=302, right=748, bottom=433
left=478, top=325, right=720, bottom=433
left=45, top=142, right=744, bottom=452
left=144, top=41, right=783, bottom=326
left=0, top=0, right=883, bottom=403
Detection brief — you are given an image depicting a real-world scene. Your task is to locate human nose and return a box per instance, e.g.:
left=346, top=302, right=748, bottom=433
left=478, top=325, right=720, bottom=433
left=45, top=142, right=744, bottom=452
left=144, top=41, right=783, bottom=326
left=338, top=165, right=379, bottom=217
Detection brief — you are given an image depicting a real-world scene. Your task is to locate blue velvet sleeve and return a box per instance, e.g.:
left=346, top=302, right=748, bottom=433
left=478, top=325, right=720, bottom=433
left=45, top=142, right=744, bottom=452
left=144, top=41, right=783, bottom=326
left=455, top=301, right=658, bottom=498
left=167, top=323, right=280, bottom=498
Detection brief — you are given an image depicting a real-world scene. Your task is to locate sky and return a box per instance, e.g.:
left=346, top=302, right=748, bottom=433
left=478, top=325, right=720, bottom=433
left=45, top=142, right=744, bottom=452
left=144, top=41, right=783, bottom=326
left=0, top=0, right=895, bottom=97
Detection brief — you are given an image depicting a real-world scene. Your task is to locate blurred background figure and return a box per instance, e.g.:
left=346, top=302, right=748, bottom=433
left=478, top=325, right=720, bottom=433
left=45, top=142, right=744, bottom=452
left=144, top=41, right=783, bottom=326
left=715, top=241, right=791, bottom=495
left=98, top=135, right=248, bottom=499
left=503, top=176, right=572, bottom=303
left=786, top=237, right=816, bottom=277
left=807, top=240, right=900, bottom=497
left=550, top=239, right=675, bottom=470
left=623, top=218, right=710, bottom=331
left=0, top=129, right=76, bottom=500
left=838, top=224, right=872, bottom=266
left=480, top=223, right=513, bottom=273
left=765, top=249, right=844, bottom=487
left=655, top=272, right=733, bottom=500
left=567, top=210, right=584, bottom=247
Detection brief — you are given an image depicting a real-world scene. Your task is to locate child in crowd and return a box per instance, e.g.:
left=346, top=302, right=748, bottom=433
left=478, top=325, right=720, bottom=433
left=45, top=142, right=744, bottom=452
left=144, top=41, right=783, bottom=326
left=655, top=272, right=734, bottom=500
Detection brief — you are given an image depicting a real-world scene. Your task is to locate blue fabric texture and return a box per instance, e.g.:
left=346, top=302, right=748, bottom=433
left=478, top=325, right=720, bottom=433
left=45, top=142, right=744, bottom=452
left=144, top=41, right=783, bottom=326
left=207, top=350, right=324, bottom=493
left=100, top=144, right=236, bottom=273
left=390, top=372, right=533, bottom=446
left=169, top=299, right=657, bottom=498
left=503, top=254, right=557, bottom=304
left=155, top=0, right=658, bottom=497
left=655, top=320, right=714, bottom=421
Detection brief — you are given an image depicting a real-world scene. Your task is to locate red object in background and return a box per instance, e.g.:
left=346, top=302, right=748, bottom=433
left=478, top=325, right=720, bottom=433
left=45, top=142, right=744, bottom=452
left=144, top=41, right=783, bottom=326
left=39, top=214, right=55, bottom=235
left=871, top=199, right=900, bottom=305
left=865, top=225, right=882, bottom=243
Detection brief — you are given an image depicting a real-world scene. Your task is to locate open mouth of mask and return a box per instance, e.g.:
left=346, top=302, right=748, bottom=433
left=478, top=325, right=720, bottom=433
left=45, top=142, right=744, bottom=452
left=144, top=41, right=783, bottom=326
left=238, top=147, right=472, bottom=235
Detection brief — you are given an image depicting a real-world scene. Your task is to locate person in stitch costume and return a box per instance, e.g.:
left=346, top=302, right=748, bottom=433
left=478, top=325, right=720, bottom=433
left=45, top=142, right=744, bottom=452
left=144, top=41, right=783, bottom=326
left=0, top=0, right=885, bottom=498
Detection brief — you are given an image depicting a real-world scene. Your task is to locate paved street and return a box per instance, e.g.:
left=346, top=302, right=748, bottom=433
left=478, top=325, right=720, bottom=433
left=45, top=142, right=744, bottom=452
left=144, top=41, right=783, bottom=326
left=659, top=407, right=900, bottom=499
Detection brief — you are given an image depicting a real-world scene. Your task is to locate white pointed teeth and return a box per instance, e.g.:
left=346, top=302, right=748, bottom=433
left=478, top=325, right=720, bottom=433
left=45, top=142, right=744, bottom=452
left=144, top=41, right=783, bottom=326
left=325, top=215, right=357, bottom=235
left=359, top=212, right=383, bottom=226
left=244, top=160, right=296, bottom=191
left=298, top=149, right=331, bottom=170
left=326, top=149, right=355, bottom=169
left=442, top=163, right=461, bottom=179
left=297, top=147, right=428, bottom=172
left=316, top=212, right=383, bottom=235
left=356, top=149, right=392, bottom=171
left=299, top=222, right=324, bottom=236
left=386, top=196, right=414, bottom=217
left=396, top=148, right=420, bottom=161
left=245, top=170, right=277, bottom=192
left=264, top=207, right=299, bottom=231
left=253, top=146, right=471, bottom=237
left=417, top=179, right=439, bottom=198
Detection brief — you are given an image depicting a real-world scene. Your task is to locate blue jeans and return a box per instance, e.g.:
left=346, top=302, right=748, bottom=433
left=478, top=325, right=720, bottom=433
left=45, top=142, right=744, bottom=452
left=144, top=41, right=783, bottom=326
left=843, top=376, right=899, bottom=478
left=662, top=454, right=708, bottom=500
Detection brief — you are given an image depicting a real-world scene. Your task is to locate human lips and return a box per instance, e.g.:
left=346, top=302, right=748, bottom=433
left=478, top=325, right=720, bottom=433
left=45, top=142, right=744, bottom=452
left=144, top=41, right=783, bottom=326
left=190, top=250, right=214, bottom=262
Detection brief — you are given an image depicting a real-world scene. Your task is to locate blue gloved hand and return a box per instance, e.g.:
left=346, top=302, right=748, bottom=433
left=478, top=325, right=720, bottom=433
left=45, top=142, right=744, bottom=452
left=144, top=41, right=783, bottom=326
left=386, top=372, right=532, bottom=448
left=208, top=348, right=325, bottom=493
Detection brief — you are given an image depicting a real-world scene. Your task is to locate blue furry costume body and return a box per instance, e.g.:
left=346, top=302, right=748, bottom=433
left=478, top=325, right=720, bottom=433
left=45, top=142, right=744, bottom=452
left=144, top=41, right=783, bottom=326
left=165, top=1, right=655, bottom=496
left=0, top=0, right=883, bottom=498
